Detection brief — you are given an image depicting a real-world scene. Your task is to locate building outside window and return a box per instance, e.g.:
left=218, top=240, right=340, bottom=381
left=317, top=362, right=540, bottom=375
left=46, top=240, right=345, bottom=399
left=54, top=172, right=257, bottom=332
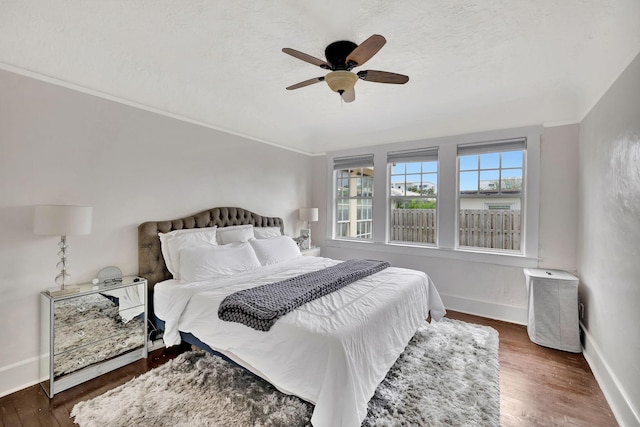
left=334, top=155, right=374, bottom=240
left=388, top=148, right=438, bottom=245
left=457, top=139, right=525, bottom=252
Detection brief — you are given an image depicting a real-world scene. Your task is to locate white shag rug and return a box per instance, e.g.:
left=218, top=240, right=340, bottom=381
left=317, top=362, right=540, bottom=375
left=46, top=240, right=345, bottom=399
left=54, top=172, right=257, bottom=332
left=71, top=318, right=499, bottom=427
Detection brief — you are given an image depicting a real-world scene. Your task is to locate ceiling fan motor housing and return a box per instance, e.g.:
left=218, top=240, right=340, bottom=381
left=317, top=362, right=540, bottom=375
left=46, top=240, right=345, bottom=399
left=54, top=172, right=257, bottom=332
left=325, top=40, right=358, bottom=70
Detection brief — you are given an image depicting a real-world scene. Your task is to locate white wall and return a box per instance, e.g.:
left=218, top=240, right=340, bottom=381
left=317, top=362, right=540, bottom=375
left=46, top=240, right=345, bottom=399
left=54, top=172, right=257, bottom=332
left=538, top=125, right=579, bottom=271
left=0, top=69, right=314, bottom=397
left=317, top=124, right=580, bottom=324
left=578, top=52, right=640, bottom=426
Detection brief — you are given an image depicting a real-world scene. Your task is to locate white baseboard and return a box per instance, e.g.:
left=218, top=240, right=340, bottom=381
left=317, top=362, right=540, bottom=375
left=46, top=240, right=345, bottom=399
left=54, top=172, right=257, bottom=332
left=440, top=293, right=527, bottom=325
left=0, top=356, right=40, bottom=399
left=580, top=322, right=640, bottom=427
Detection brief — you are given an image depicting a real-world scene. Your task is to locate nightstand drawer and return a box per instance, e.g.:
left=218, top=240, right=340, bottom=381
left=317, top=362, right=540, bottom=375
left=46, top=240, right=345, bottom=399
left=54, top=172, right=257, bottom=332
left=53, top=329, right=146, bottom=377
left=53, top=293, right=119, bottom=330
left=54, top=310, right=145, bottom=355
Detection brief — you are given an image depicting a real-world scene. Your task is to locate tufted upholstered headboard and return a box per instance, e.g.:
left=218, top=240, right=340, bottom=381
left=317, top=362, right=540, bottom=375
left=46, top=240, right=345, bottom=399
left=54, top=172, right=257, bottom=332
left=138, top=207, right=284, bottom=293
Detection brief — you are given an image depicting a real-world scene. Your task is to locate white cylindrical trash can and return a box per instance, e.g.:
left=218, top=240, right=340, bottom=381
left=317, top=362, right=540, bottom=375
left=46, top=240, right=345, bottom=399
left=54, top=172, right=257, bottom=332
left=523, top=268, right=581, bottom=353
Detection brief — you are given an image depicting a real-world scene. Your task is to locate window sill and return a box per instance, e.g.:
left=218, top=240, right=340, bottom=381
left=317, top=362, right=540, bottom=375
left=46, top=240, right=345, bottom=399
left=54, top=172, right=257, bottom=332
left=325, top=239, right=539, bottom=268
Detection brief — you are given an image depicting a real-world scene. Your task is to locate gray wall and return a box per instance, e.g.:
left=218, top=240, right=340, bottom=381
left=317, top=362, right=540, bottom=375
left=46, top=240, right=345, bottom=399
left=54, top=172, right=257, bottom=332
left=0, top=69, right=314, bottom=396
left=578, top=52, right=640, bottom=425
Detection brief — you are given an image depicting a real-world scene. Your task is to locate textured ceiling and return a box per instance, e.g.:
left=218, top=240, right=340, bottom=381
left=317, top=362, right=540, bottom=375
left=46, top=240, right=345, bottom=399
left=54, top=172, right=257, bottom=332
left=1, top=1, right=640, bottom=155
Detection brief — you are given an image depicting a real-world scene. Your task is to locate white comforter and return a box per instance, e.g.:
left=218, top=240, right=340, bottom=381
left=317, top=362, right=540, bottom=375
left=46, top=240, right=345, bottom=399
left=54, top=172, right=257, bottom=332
left=155, top=256, right=445, bottom=427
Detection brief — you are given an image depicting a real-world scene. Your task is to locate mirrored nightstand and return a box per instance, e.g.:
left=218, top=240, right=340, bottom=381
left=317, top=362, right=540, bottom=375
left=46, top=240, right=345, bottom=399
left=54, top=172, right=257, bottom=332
left=40, top=276, right=148, bottom=397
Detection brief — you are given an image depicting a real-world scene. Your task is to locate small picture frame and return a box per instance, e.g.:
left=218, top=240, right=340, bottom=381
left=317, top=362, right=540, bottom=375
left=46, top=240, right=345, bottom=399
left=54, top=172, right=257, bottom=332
left=299, top=228, right=311, bottom=250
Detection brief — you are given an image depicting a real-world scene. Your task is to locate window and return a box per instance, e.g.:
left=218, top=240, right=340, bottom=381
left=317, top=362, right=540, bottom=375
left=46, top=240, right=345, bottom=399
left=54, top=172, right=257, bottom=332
left=388, top=148, right=438, bottom=245
left=334, top=155, right=374, bottom=240
left=458, top=139, right=525, bottom=252
left=326, top=125, right=540, bottom=265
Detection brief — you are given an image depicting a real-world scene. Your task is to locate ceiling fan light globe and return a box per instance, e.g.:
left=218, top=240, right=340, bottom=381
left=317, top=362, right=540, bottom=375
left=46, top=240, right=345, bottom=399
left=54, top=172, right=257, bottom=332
left=324, top=71, right=358, bottom=94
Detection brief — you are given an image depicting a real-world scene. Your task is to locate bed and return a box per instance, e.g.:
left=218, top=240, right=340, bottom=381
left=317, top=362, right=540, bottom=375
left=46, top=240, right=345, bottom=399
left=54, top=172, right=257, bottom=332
left=138, top=207, right=446, bottom=427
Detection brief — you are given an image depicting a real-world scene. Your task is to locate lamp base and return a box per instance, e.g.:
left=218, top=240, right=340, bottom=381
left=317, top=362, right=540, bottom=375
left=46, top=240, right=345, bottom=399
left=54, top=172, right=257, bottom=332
left=46, top=286, right=80, bottom=297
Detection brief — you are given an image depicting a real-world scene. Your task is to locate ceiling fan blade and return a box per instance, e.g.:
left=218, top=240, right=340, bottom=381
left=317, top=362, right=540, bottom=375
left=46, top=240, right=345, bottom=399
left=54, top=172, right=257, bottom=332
left=341, top=88, right=356, bottom=103
left=346, top=34, right=386, bottom=67
left=286, top=76, right=325, bottom=90
left=282, top=48, right=332, bottom=70
left=357, top=70, right=409, bottom=84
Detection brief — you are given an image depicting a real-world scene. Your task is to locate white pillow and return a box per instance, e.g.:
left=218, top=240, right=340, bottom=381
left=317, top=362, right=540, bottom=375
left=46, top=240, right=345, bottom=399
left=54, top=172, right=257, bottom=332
left=158, top=227, right=218, bottom=279
left=253, top=226, right=282, bottom=239
left=179, top=242, right=261, bottom=283
left=216, top=224, right=255, bottom=245
left=249, top=235, right=302, bottom=266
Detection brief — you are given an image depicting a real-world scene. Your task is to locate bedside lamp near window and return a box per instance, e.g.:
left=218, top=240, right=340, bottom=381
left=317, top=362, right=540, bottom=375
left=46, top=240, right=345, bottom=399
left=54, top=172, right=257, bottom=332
left=298, top=207, right=318, bottom=250
left=34, top=205, right=93, bottom=296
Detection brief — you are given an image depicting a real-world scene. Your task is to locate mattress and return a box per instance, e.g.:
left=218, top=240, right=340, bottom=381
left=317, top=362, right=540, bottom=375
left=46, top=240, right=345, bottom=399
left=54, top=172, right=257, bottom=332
left=155, top=256, right=445, bottom=427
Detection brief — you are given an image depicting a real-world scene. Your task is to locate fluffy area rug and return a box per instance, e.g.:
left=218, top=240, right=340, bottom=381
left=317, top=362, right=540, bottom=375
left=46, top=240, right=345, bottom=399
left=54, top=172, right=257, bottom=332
left=71, top=318, right=499, bottom=427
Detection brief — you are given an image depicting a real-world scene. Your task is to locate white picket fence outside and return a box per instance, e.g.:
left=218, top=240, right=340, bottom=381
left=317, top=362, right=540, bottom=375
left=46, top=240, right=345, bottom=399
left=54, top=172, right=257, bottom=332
left=391, top=208, right=521, bottom=250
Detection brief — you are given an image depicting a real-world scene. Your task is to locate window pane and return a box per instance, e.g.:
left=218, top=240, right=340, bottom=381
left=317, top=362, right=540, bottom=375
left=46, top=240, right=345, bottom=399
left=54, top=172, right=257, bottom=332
left=502, top=169, right=522, bottom=179
left=480, top=153, right=499, bottom=169
left=501, top=169, right=522, bottom=192
left=460, top=171, right=478, bottom=192
left=422, top=161, right=437, bottom=173
left=479, top=170, right=499, bottom=192
left=406, top=174, right=421, bottom=193
left=422, top=173, right=437, bottom=195
left=390, top=175, right=405, bottom=185
left=336, top=177, right=348, bottom=197
left=422, top=173, right=438, bottom=196
left=406, top=162, right=421, bottom=174
left=391, top=163, right=405, bottom=174
left=459, top=155, right=478, bottom=171
left=502, top=150, right=523, bottom=168
left=363, top=176, right=374, bottom=197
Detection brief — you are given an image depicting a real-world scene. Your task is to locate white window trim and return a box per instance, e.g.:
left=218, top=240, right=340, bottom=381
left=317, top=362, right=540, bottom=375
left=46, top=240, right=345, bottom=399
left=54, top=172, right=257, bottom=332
left=325, top=125, right=541, bottom=268
left=388, top=154, right=439, bottom=246
left=456, top=138, right=526, bottom=254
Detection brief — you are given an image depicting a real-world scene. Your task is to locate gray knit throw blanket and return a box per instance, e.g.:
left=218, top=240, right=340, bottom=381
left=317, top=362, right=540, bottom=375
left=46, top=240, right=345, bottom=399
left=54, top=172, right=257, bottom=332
left=218, top=259, right=390, bottom=331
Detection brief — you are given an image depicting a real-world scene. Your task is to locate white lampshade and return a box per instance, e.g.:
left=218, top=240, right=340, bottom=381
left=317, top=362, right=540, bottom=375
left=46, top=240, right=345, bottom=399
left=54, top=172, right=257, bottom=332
left=34, top=205, right=93, bottom=236
left=299, top=208, right=318, bottom=223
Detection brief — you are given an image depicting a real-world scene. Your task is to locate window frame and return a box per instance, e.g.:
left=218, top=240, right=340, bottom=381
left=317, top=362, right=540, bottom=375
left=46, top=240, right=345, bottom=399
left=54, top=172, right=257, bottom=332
left=332, top=155, right=375, bottom=241
left=324, top=126, right=541, bottom=268
left=456, top=139, right=526, bottom=254
left=387, top=148, right=439, bottom=246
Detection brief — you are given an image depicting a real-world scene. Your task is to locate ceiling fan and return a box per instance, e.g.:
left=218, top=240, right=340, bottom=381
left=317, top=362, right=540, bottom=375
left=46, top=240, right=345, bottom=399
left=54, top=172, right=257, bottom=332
left=282, top=34, right=409, bottom=103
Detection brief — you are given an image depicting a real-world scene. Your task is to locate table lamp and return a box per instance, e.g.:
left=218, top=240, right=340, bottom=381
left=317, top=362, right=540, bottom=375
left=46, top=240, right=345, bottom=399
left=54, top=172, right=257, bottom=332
left=298, top=207, right=318, bottom=249
left=34, top=205, right=93, bottom=296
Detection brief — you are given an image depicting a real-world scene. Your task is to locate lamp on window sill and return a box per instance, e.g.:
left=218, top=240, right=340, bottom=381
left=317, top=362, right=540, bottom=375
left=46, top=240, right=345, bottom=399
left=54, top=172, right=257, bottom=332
left=299, top=207, right=318, bottom=250
left=34, top=205, right=93, bottom=296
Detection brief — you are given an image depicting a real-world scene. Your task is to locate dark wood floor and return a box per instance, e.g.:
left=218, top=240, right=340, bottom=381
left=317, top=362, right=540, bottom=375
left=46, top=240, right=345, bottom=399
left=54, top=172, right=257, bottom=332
left=0, top=311, right=617, bottom=427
